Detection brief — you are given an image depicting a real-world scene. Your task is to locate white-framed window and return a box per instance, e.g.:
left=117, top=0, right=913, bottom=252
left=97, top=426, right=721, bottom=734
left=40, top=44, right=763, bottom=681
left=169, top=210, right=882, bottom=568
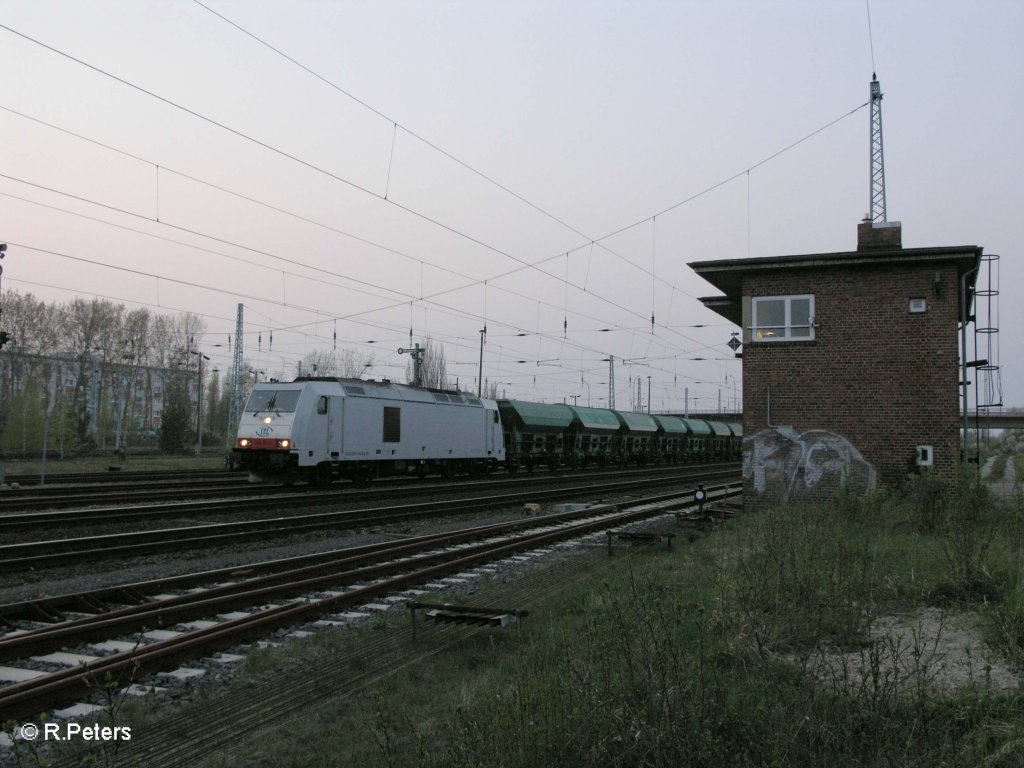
left=751, top=295, right=815, bottom=341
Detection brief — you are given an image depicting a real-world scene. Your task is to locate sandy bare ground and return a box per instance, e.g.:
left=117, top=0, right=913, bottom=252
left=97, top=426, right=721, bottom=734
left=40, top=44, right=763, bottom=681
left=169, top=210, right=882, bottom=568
left=793, top=607, right=1020, bottom=697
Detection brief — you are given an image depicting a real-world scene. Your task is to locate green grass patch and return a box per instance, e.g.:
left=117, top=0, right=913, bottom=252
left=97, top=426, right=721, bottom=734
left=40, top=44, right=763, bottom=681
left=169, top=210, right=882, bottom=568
left=27, top=473, right=1024, bottom=767
left=179, top=476, right=1024, bottom=767
left=1, top=454, right=224, bottom=476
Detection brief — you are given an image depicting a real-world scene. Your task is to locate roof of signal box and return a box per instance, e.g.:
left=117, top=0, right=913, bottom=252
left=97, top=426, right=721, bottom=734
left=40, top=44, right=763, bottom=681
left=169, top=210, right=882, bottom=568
left=688, top=245, right=983, bottom=326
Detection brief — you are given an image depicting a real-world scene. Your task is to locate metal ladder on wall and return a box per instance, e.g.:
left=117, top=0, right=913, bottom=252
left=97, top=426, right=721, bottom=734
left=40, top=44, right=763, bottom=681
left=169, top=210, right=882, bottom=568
left=974, top=254, right=1002, bottom=446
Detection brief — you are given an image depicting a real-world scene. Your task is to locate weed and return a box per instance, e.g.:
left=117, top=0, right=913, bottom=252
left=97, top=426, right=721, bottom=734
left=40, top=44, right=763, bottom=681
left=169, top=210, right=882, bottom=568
left=3, top=714, right=51, bottom=767
left=988, top=584, right=1024, bottom=667
left=903, top=469, right=950, bottom=533
left=990, top=454, right=1009, bottom=482
left=730, top=503, right=881, bottom=654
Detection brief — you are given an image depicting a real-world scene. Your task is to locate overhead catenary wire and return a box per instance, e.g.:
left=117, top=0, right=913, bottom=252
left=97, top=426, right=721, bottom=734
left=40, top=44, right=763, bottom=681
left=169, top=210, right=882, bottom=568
left=0, top=167, right=719, bottom=368
left=0, top=20, right=879, bottom=401
left=0, top=22, right=594, bottom=299
left=0, top=18, right=866, bottom=341
left=0, top=77, right=862, bottom=361
left=187, top=1, right=863, bottom=312
left=3, top=236, right=720, bottom=392
left=0, top=103, right=712, bottom=355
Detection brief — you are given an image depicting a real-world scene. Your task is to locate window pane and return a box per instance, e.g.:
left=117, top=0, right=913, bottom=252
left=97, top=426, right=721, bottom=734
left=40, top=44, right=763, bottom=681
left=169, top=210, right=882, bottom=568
left=755, top=299, right=785, bottom=328
left=245, top=389, right=301, bottom=413
left=791, top=298, right=811, bottom=327
left=790, top=326, right=811, bottom=338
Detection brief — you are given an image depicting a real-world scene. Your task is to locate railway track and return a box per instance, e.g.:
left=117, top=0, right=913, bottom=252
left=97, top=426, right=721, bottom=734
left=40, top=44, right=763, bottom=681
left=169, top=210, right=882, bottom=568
left=2, top=468, right=230, bottom=487
left=1, top=477, right=272, bottom=512
left=0, top=482, right=740, bottom=722
left=0, top=462, right=738, bottom=523
left=0, top=466, right=740, bottom=571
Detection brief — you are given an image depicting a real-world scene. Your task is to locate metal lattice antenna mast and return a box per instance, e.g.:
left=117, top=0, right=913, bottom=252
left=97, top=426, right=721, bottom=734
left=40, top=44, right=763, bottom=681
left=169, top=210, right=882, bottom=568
left=869, top=74, right=887, bottom=222
left=608, top=355, right=615, bottom=409
left=229, top=303, right=244, bottom=439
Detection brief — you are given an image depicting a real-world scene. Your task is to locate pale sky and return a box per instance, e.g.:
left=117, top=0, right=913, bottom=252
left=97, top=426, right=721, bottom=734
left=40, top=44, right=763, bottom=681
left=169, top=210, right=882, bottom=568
left=0, top=0, right=1019, bottom=412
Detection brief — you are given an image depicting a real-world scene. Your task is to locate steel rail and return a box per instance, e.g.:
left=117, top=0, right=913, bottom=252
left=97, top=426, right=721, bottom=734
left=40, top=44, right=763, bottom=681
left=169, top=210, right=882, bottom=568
left=0, top=462, right=737, bottom=520
left=1, top=480, right=280, bottom=513
left=3, top=468, right=229, bottom=487
left=0, top=484, right=739, bottom=721
left=0, top=467, right=739, bottom=572
left=0, top=497, right=638, bottom=660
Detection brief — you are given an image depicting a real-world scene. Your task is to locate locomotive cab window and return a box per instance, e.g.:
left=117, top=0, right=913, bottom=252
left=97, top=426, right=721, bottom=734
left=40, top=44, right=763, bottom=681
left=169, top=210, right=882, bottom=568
left=316, top=396, right=328, bottom=415
left=245, top=389, right=302, bottom=413
left=752, top=295, right=814, bottom=341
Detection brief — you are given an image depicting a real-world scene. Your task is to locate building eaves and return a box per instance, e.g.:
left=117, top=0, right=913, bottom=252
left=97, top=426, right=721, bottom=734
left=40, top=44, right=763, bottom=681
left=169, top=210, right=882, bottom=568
left=688, top=246, right=983, bottom=299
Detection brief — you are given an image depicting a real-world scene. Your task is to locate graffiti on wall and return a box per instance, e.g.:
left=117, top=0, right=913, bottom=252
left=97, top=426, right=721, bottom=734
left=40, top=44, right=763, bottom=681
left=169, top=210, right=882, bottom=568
left=743, top=426, right=877, bottom=502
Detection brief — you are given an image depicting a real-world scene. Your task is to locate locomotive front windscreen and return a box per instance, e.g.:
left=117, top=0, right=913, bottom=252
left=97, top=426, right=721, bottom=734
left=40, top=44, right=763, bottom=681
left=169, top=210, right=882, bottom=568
left=244, top=389, right=302, bottom=413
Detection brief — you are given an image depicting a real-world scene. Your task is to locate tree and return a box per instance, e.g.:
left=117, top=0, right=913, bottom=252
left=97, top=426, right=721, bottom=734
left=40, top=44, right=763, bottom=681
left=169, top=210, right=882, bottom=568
left=159, top=372, right=192, bottom=454
left=300, top=348, right=374, bottom=379
left=204, top=368, right=227, bottom=445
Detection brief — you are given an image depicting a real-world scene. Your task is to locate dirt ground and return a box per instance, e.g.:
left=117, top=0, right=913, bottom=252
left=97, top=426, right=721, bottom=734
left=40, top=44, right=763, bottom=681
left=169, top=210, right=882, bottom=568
left=798, top=607, right=1020, bottom=697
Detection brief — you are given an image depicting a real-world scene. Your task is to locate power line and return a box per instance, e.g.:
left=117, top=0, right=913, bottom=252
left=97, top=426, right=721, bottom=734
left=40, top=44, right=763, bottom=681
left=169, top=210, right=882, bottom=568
left=5, top=276, right=239, bottom=326
left=190, top=3, right=868, bottom=309
left=0, top=103, right=709, bottom=352
left=0, top=20, right=868, bottom=355
left=589, top=100, right=871, bottom=247
left=0, top=19, right=852, bottom=399
left=0, top=22, right=582, bottom=290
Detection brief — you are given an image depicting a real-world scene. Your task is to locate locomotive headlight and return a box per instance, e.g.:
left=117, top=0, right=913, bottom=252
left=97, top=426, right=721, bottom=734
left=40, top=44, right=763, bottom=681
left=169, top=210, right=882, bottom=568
left=262, top=416, right=273, bottom=424
left=277, top=439, right=291, bottom=448
left=239, top=438, right=250, bottom=447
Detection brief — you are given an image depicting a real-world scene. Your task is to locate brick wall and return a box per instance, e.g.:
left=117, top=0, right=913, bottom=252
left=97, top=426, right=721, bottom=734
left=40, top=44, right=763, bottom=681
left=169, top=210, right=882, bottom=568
left=742, top=261, right=961, bottom=494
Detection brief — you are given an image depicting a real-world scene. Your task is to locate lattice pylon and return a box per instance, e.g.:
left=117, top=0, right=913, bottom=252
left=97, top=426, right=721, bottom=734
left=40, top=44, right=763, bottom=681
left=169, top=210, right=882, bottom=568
left=869, top=76, right=887, bottom=223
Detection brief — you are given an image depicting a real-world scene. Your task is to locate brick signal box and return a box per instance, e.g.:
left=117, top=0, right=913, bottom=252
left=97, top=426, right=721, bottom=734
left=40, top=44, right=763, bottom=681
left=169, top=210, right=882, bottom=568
left=690, top=221, right=981, bottom=504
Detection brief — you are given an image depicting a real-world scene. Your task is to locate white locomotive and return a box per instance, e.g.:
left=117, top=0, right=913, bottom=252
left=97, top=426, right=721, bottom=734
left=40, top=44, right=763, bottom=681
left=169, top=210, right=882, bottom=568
left=234, top=377, right=505, bottom=484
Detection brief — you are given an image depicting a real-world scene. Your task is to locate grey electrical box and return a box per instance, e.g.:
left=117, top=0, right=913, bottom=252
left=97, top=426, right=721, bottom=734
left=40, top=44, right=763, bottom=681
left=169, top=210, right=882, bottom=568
left=916, top=445, right=933, bottom=467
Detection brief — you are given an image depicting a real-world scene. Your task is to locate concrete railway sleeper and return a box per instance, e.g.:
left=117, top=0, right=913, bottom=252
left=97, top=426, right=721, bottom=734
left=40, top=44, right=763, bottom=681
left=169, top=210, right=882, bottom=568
left=1, top=462, right=736, bottom=524
left=0, top=483, right=738, bottom=659
left=0, top=483, right=739, bottom=722
left=0, top=467, right=739, bottom=572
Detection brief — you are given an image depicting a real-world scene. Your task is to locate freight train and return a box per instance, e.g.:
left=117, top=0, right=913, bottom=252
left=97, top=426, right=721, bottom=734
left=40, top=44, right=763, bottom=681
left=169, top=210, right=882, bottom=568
left=232, top=377, right=741, bottom=484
